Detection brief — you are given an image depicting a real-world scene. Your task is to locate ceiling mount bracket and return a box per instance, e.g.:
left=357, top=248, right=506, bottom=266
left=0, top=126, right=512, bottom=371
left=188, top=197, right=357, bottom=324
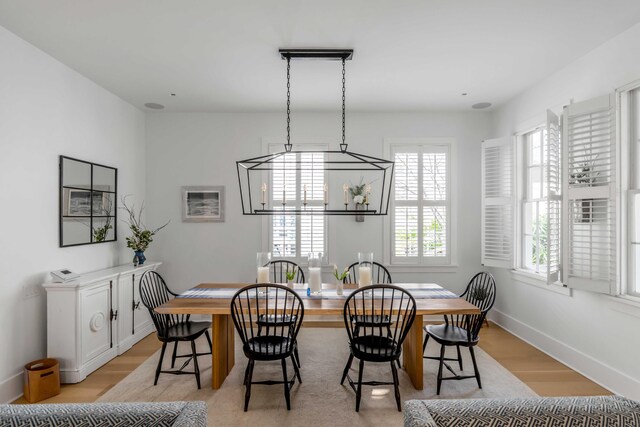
left=279, top=49, right=354, bottom=61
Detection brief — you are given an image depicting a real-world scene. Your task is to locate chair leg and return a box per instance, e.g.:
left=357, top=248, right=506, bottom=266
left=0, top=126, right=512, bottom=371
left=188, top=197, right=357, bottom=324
left=155, top=342, right=167, bottom=386
left=205, top=329, right=213, bottom=353
left=281, top=358, right=291, bottom=410
left=469, top=346, right=482, bottom=389
left=244, top=359, right=255, bottom=412
left=422, top=333, right=430, bottom=354
left=456, top=345, right=463, bottom=371
left=190, top=340, right=201, bottom=389
left=294, top=346, right=301, bottom=368
left=171, top=342, right=178, bottom=368
left=436, top=344, right=446, bottom=395
left=390, top=361, right=401, bottom=412
left=340, top=353, right=354, bottom=385
left=355, top=359, right=364, bottom=412
left=291, top=355, right=302, bottom=383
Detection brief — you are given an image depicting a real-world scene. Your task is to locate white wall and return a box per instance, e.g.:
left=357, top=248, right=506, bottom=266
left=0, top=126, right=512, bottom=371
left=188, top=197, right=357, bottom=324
left=489, top=22, right=640, bottom=400
left=0, top=25, right=146, bottom=402
left=145, top=111, right=490, bottom=296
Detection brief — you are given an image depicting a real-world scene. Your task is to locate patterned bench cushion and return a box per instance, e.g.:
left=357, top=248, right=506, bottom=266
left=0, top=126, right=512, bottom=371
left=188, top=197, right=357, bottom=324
left=404, top=396, right=640, bottom=427
left=0, top=401, right=206, bottom=427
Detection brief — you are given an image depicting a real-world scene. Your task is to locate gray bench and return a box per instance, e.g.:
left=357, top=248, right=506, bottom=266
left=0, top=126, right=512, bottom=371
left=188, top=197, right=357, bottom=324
left=404, top=395, right=640, bottom=427
left=0, top=401, right=206, bottom=426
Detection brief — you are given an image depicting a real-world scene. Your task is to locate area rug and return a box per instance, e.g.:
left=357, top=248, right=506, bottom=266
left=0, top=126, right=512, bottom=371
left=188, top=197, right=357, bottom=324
left=98, top=328, right=537, bottom=426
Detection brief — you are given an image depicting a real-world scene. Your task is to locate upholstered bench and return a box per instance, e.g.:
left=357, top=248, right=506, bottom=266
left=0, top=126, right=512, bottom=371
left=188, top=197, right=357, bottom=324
left=404, top=395, right=640, bottom=427
left=0, top=401, right=206, bottom=426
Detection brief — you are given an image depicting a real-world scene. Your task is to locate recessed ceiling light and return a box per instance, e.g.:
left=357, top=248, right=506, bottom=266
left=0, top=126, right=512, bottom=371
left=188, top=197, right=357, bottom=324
left=461, top=93, right=468, bottom=96
left=170, top=93, right=176, bottom=97
left=472, top=102, right=492, bottom=109
left=144, top=102, right=165, bottom=109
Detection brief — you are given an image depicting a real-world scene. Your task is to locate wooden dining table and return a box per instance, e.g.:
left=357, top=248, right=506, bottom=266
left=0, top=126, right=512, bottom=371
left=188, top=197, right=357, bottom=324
left=155, top=282, right=479, bottom=391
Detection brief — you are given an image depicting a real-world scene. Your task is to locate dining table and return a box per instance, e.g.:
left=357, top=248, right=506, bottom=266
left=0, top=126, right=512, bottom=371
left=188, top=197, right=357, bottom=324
left=155, top=282, right=480, bottom=391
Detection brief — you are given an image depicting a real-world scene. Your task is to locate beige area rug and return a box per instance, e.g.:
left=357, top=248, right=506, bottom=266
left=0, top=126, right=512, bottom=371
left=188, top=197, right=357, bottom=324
left=98, top=328, right=537, bottom=426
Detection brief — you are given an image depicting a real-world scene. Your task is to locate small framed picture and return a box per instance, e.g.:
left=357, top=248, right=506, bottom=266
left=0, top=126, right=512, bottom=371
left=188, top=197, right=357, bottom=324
left=182, top=186, right=225, bottom=222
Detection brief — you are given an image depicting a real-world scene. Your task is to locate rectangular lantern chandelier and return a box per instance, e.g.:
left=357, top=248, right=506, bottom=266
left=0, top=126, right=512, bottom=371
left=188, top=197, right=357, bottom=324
left=236, top=49, right=394, bottom=216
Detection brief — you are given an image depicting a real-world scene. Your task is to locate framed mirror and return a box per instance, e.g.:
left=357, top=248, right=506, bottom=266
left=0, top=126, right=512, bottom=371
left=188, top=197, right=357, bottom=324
left=59, top=156, right=117, bottom=247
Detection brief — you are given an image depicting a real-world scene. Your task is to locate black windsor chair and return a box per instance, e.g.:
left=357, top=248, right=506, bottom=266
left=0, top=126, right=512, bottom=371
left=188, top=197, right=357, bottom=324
left=139, top=271, right=212, bottom=389
left=422, top=272, right=497, bottom=394
left=230, top=284, right=304, bottom=411
left=340, top=285, right=416, bottom=412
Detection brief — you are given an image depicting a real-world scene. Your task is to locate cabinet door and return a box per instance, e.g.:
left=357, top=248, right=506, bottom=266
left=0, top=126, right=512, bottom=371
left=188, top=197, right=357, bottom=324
left=80, top=282, right=112, bottom=364
left=133, top=271, right=152, bottom=333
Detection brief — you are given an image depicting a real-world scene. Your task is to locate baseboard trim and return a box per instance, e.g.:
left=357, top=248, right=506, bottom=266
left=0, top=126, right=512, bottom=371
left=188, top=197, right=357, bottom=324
left=0, top=372, right=23, bottom=404
left=488, top=309, right=640, bottom=401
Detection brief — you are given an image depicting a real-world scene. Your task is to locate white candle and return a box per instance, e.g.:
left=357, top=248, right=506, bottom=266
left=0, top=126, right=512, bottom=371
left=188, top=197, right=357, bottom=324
left=358, top=266, right=372, bottom=287
left=323, top=183, right=328, bottom=204
left=365, top=184, right=371, bottom=204
left=308, top=267, right=322, bottom=294
left=261, top=183, right=267, bottom=204
left=282, top=188, right=286, bottom=204
left=257, top=266, right=270, bottom=283
left=303, top=184, right=307, bottom=204
left=343, top=184, right=349, bottom=204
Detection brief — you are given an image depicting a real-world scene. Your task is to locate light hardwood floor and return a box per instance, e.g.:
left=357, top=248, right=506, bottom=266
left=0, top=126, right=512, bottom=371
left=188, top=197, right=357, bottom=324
left=13, top=322, right=610, bottom=404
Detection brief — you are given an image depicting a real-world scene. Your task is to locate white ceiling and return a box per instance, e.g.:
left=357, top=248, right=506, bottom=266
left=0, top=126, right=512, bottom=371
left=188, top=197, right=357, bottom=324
left=1, top=0, right=640, bottom=112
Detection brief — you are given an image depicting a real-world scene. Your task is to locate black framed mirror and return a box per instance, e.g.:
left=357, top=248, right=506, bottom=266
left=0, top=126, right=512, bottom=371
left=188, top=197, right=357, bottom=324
left=59, top=156, right=118, bottom=247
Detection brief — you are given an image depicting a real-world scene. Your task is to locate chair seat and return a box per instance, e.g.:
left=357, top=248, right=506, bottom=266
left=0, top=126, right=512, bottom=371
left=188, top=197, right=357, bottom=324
left=425, top=324, right=477, bottom=346
left=351, top=335, right=399, bottom=362
left=257, top=314, right=297, bottom=327
left=159, top=321, right=211, bottom=342
left=244, top=336, right=295, bottom=360
left=352, top=314, right=392, bottom=328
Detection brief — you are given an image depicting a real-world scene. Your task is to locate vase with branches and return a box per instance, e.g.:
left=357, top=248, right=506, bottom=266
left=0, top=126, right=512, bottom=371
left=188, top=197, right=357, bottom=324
left=121, top=196, right=169, bottom=265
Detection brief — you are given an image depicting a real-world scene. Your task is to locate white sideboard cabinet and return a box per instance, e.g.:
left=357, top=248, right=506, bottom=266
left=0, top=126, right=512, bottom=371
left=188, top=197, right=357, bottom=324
left=43, top=262, right=161, bottom=383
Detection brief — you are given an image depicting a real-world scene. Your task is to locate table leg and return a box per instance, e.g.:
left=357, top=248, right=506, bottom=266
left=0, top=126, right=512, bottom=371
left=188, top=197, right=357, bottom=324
left=403, top=314, right=424, bottom=390
left=211, top=314, right=235, bottom=389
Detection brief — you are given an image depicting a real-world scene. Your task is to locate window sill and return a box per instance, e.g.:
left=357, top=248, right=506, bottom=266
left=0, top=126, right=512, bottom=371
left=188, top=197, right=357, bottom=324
left=606, top=294, right=640, bottom=318
left=387, top=265, right=458, bottom=274
left=510, top=270, right=572, bottom=296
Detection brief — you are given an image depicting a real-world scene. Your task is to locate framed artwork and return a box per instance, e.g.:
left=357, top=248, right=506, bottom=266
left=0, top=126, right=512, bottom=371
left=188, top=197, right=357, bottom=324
left=182, top=186, right=225, bottom=222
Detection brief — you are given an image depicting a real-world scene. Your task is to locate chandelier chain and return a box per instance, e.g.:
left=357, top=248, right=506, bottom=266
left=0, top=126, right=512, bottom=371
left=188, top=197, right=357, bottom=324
left=286, top=56, right=291, bottom=152
left=341, top=57, right=346, bottom=152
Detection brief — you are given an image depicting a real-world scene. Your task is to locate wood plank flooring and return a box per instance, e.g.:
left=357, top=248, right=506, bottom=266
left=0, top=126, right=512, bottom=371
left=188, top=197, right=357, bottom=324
left=13, top=322, right=610, bottom=404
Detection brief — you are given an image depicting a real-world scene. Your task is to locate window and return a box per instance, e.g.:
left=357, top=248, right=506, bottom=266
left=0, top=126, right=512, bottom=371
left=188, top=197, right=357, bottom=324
left=621, top=85, right=640, bottom=297
left=520, top=127, right=549, bottom=275
left=270, top=145, right=327, bottom=261
left=513, top=110, right=561, bottom=284
left=391, top=143, right=451, bottom=265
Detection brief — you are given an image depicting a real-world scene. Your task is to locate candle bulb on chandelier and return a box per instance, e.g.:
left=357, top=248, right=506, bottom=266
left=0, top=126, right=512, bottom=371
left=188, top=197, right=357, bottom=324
left=282, top=188, right=286, bottom=205
left=303, top=184, right=307, bottom=205
left=323, top=183, right=328, bottom=205
left=261, top=183, right=267, bottom=204
left=343, top=184, right=349, bottom=204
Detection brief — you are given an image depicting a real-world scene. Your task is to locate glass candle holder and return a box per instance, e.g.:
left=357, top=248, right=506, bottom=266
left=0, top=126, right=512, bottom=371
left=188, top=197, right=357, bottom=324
left=307, top=252, right=323, bottom=295
left=357, top=252, right=374, bottom=288
left=257, top=252, right=271, bottom=284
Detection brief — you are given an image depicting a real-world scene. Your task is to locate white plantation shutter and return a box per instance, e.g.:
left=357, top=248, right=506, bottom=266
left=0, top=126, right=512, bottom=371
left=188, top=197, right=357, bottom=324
left=562, top=94, right=617, bottom=294
left=269, top=145, right=326, bottom=259
left=546, top=110, right=562, bottom=283
left=481, top=137, right=514, bottom=268
left=391, top=144, right=450, bottom=264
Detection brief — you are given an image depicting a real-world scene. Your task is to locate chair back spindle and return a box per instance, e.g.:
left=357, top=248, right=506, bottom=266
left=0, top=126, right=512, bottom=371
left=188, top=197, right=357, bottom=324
left=450, top=272, right=496, bottom=341
left=344, top=285, right=416, bottom=360
left=140, top=271, right=190, bottom=338
left=343, top=262, right=392, bottom=285
left=231, top=284, right=304, bottom=358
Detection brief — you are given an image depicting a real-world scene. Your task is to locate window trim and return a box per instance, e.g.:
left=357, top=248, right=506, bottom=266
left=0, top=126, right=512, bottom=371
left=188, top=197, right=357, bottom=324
left=383, top=137, right=457, bottom=268
left=617, top=79, right=640, bottom=299
left=513, top=114, right=565, bottom=287
left=260, top=137, right=334, bottom=266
